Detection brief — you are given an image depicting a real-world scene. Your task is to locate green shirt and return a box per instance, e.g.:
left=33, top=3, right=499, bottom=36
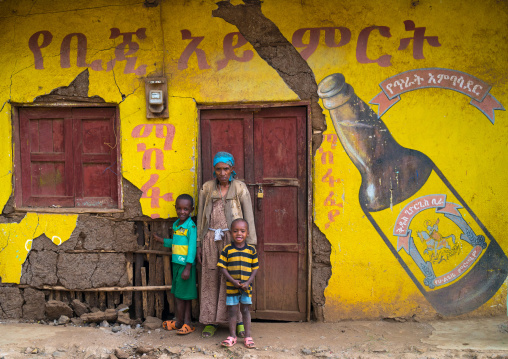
left=163, top=217, right=197, bottom=265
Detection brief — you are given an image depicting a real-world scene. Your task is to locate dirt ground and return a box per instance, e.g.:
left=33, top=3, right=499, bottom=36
left=1, top=316, right=508, bottom=359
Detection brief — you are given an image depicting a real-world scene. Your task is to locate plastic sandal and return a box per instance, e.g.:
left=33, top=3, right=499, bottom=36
left=176, top=323, right=196, bottom=335
left=221, top=336, right=237, bottom=347
left=201, top=324, right=218, bottom=338
left=236, top=322, right=245, bottom=338
left=162, top=320, right=178, bottom=331
left=244, top=337, right=256, bottom=349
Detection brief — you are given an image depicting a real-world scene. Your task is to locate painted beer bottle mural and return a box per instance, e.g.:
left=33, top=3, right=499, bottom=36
left=317, top=73, right=508, bottom=315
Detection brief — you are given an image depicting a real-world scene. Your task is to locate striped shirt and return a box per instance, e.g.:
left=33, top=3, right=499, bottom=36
left=163, top=217, right=197, bottom=265
left=217, top=243, right=259, bottom=296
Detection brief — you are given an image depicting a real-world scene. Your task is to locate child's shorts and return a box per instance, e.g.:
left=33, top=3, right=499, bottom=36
left=171, top=263, right=197, bottom=300
left=226, top=291, right=252, bottom=306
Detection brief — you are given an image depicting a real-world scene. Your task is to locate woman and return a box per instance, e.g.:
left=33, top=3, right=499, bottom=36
left=196, top=152, right=257, bottom=338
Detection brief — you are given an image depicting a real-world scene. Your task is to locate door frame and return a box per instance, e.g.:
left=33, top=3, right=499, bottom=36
left=197, top=101, right=313, bottom=321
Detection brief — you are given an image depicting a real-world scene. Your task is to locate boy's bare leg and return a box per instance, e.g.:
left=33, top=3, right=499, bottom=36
left=175, top=298, right=184, bottom=328
left=227, top=305, right=238, bottom=338
left=240, top=304, right=252, bottom=337
left=183, top=300, right=192, bottom=326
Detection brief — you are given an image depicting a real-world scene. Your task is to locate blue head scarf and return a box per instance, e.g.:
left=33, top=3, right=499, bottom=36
left=213, top=151, right=237, bottom=181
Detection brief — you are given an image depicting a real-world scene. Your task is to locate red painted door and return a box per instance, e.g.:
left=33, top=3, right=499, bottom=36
left=201, top=107, right=307, bottom=321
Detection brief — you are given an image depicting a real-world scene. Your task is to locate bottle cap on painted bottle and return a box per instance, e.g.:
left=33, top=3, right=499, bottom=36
left=317, top=73, right=355, bottom=110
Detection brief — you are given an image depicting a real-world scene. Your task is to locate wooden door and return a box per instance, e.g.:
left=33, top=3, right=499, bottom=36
left=200, top=106, right=307, bottom=321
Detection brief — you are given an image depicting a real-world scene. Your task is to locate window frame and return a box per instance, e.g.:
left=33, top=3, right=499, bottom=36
left=12, top=105, right=123, bottom=213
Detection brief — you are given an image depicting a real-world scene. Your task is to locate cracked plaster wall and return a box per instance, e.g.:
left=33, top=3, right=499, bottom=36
left=0, top=0, right=507, bottom=322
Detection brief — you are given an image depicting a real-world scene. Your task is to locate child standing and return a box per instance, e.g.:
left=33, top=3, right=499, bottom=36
left=217, top=218, right=258, bottom=348
left=154, top=194, right=197, bottom=335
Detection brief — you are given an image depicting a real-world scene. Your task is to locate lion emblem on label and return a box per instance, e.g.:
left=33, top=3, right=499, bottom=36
left=394, top=194, right=487, bottom=289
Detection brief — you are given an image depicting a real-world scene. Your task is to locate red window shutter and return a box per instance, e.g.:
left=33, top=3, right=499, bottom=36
left=19, top=108, right=75, bottom=207
left=73, top=108, right=118, bottom=208
left=18, top=107, right=119, bottom=209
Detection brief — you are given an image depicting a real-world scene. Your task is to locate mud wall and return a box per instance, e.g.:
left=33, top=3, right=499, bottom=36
left=0, top=0, right=507, bottom=321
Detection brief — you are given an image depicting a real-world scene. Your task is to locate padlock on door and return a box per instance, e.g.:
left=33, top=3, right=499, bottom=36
left=257, top=185, right=263, bottom=210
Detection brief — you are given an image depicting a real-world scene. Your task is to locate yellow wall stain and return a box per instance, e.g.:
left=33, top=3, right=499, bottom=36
left=0, top=213, right=78, bottom=284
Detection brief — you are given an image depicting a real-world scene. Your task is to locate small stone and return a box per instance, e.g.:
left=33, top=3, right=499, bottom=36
left=136, top=346, right=153, bottom=354
left=45, top=300, right=73, bottom=320
left=112, top=326, right=121, bottom=333
left=100, top=320, right=110, bottom=327
left=142, top=316, right=162, bottom=330
left=57, top=315, right=70, bottom=325
left=117, top=304, right=129, bottom=313
left=116, top=311, right=131, bottom=325
left=71, top=318, right=84, bottom=326
left=71, top=299, right=90, bottom=317
left=24, top=347, right=33, bottom=354
left=302, top=348, right=312, bottom=355
left=114, top=348, right=129, bottom=359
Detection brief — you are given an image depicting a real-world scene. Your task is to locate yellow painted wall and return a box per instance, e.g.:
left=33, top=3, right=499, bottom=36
left=0, top=213, right=78, bottom=283
left=0, top=0, right=506, bottom=319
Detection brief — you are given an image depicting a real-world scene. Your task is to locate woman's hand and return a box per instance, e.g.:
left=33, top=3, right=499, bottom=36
left=197, top=247, right=202, bottom=265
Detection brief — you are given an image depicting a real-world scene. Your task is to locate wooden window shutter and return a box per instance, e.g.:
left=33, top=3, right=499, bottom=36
left=18, top=107, right=119, bottom=209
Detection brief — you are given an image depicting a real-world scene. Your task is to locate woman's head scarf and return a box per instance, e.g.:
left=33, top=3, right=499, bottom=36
left=213, top=151, right=237, bottom=181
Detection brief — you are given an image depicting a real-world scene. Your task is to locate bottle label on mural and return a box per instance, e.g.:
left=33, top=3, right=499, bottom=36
left=370, top=171, right=489, bottom=290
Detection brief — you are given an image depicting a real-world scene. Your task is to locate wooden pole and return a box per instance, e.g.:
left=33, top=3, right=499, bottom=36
left=163, top=256, right=174, bottom=313
left=31, top=285, right=173, bottom=292
left=141, top=267, right=148, bottom=319
left=155, top=257, right=164, bottom=318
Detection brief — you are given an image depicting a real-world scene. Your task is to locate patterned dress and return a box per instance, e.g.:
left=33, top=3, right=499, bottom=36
left=199, top=199, right=233, bottom=325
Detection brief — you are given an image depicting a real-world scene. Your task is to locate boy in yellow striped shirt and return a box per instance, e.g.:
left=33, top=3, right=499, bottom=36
left=154, top=194, right=197, bottom=335
left=217, top=218, right=259, bottom=348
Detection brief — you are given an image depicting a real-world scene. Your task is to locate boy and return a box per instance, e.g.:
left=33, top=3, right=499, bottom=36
left=217, top=218, right=258, bottom=348
left=153, top=194, right=197, bottom=335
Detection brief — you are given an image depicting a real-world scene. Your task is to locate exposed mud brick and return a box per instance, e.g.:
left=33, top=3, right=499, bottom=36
left=34, top=69, right=104, bottom=103
left=31, top=233, right=61, bottom=251
left=22, top=288, right=46, bottom=320
left=57, top=253, right=129, bottom=290
left=0, top=287, right=23, bottom=319
left=142, top=316, right=162, bottom=330
left=117, top=179, right=143, bottom=220
left=71, top=299, right=90, bottom=317
left=312, top=224, right=332, bottom=321
left=70, top=216, right=137, bottom=252
left=313, top=224, right=331, bottom=266
left=57, top=254, right=97, bottom=289
left=91, top=254, right=130, bottom=288
left=312, top=264, right=332, bottom=306
left=2, top=195, right=15, bottom=215
left=45, top=300, right=73, bottom=320
left=20, top=250, right=58, bottom=287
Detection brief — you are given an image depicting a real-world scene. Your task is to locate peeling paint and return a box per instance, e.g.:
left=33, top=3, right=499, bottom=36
left=0, top=213, right=78, bottom=284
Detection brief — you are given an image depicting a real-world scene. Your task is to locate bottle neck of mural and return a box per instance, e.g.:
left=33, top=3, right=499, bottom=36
left=317, top=73, right=434, bottom=212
